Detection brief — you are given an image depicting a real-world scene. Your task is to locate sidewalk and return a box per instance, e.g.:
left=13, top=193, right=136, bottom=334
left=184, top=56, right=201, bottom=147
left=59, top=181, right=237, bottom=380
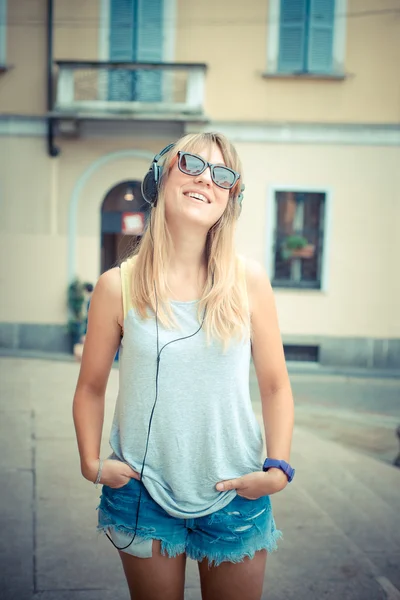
left=0, top=356, right=399, bottom=600
left=1, top=347, right=400, bottom=380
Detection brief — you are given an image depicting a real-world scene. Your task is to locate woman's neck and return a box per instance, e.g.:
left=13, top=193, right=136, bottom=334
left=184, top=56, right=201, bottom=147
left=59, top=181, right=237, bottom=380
left=166, top=230, right=209, bottom=300
left=168, top=227, right=208, bottom=274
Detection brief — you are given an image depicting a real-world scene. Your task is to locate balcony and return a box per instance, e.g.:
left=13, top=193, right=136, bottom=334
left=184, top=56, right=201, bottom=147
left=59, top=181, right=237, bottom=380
left=51, top=61, right=208, bottom=122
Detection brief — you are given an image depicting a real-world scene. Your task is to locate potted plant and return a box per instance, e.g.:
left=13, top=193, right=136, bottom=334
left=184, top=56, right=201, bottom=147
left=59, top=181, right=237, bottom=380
left=67, top=279, right=85, bottom=352
left=280, top=234, right=315, bottom=260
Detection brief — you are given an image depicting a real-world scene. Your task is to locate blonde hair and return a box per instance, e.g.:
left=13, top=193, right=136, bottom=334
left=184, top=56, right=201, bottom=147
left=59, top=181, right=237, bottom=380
left=130, top=132, right=249, bottom=344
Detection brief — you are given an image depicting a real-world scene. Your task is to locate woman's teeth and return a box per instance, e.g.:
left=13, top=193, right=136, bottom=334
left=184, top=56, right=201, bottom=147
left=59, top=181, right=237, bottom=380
left=186, top=192, right=207, bottom=203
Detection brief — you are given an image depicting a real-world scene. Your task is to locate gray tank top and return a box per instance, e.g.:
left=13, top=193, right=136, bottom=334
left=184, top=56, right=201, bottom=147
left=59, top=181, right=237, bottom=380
left=109, top=256, right=264, bottom=519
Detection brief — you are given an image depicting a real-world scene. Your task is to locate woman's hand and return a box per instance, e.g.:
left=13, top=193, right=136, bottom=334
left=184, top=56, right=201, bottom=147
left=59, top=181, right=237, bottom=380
left=82, top=459, right=140, bottom=489
left=216, top=469, right=288, bottom=499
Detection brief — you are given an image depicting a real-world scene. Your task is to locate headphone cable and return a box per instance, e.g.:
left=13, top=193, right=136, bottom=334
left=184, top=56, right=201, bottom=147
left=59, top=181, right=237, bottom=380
left=106, top=265, right=206, bottom=551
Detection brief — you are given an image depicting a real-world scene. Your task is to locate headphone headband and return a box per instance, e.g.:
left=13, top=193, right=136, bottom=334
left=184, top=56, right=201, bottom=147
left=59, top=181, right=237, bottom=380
left=152, top=143, right=175, bottom=164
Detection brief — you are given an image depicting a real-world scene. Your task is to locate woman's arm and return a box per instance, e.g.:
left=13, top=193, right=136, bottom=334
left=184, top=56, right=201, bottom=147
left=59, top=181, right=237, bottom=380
left=247, top=259, right=294, bottom=487
left=72, top=267, right=124, bottom=482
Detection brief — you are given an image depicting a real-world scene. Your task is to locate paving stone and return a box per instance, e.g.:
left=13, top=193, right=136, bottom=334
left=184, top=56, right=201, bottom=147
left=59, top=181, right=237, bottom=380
left=0, top=470, right=34, bottom=600
left=185, top=558, right=201, bottom=588
left=0, top=409, right=32, bottom=470
left=33, top=590, right=127, bottom=600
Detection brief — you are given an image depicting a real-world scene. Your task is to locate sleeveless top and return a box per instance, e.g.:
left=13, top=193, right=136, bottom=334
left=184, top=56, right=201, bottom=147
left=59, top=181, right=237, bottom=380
left=109, top=256, right=264, bottom=519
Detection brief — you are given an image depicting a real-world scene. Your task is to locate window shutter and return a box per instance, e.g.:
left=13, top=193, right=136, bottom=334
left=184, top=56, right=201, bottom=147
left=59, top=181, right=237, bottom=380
left=109, top=0, right=135, bottom=61
left=108, top=0, right=164, bottom=102
left=278, top=0, right=308, bottom=73
left=308, top=0, right=335, bottom=73
left=136, top=0, right=164, bottom=102
left=109, top=0, right=136, bottom=101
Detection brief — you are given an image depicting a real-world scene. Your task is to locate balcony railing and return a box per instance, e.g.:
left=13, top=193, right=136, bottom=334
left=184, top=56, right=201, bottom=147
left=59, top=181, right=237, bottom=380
left=53, top=61, right=207, bottom=119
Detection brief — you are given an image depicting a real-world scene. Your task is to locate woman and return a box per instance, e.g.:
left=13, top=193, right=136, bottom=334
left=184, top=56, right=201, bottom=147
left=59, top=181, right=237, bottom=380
left=72, top=132, right=294, bottom=600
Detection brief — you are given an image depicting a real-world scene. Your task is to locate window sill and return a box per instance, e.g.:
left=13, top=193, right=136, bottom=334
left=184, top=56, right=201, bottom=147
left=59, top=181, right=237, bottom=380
left=272, top=281, right=323, bottom=291
left=262, top=72, right=346, bottom=82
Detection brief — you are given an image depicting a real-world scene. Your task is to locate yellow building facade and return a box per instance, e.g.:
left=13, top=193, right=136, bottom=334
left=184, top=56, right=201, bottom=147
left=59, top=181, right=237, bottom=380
left=0, top=0, right=399, bottom=367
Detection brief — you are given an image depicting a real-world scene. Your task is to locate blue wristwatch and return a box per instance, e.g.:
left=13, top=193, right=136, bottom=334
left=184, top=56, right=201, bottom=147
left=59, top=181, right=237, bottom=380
left=262, top=458, right=295, bottom=483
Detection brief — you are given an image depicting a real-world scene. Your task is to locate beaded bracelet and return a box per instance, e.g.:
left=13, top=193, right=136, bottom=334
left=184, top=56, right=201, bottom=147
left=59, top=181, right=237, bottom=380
left=94, top=458, right=104, bottom=488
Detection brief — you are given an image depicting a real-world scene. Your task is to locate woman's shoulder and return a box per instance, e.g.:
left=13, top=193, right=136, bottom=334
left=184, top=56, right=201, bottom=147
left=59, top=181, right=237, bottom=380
left=238, top=255, right=269, bottom=284
left=238, top=255, right=272, bottom=303
left=93, top=267, right=122, bottom=305
left=85, top=267, right=124, bottom=330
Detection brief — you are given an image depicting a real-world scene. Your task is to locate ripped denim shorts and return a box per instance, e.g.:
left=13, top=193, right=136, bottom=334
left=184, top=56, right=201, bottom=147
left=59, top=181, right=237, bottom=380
left=97, top=478, right=282, bottom=567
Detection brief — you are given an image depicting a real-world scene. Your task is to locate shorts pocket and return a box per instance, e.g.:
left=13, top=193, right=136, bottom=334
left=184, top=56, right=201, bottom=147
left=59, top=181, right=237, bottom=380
left=105, top=477, right=136, bottom=491
left=224, top=494, right=271, bottom=520
left=101, top=477, right=145, bottom=507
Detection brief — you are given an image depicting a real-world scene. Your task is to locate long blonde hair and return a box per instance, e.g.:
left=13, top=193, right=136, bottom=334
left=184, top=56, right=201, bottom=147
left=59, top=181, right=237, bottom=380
left=130, top=132, right=249, bottom=344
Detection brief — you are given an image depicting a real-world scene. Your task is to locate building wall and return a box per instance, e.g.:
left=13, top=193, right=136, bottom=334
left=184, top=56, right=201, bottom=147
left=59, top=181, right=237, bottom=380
left=176, top=0, right=400, bottom=123
left=1, top=0, right=47, bottom=115
left=0, top=0, right=399, bottom=367
left=1, top=0, right=399, bottom=124
left=0, top=132, right=176, bottom=324
left=53, top=0, right=100, bottom=61
left=0, top=0, right=100, bottom=115
left=0, top=133, right=398, bottom=341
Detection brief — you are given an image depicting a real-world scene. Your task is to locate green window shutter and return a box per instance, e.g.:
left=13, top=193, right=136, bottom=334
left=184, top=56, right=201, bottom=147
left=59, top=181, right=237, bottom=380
left=136, top=0, right=164, bottom=102
left=307, top=0, right=335, bottom=73
left=108, top=0, right=137, bottom=101
left=109, top=0, right=136, bottom=61
left=278, top=0, right=308, bottom=73
left=108, top=0, right=164, bottom=102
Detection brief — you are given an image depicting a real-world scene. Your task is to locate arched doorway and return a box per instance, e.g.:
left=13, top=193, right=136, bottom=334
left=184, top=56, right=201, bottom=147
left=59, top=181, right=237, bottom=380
left=101, top=180, right=150, bottom=273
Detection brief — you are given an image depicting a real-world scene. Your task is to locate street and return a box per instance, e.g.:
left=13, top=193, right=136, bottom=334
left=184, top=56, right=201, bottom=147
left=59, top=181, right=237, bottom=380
left=251, top=370, right=400, bottom=465
left=0, top=356, right=399, bottom=600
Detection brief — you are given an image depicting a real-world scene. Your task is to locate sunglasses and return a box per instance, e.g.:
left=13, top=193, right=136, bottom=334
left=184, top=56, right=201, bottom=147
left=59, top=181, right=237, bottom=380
left=177, top=152, right=240, bottom=190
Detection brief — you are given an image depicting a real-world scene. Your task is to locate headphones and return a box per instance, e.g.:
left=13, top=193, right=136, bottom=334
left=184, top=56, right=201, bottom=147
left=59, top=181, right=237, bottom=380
left=141, top=143, right=245, bottom=210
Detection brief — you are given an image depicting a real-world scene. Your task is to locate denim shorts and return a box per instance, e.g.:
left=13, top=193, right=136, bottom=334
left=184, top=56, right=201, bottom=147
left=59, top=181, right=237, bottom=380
left=97, top=477, right=282, bottom=567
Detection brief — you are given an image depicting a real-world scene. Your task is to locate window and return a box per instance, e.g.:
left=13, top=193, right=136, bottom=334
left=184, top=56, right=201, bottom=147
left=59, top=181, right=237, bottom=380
left=108, top=0, right=164, bottom=101
left=271, top=191, right=326, bottom=289
left=266, top=0, right=346, bottom=76
left=279, top=0, right=335, bottom=74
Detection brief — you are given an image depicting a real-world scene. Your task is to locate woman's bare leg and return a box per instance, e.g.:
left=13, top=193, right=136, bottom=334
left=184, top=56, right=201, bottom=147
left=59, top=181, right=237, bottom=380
left=118, top=540, right=187, bottom=600
left=198, top=550, right=267, bottom=600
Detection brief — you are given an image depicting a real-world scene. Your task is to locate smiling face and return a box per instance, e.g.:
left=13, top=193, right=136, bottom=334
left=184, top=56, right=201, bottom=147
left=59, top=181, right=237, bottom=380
left=162, top=143, right=231, bottom=231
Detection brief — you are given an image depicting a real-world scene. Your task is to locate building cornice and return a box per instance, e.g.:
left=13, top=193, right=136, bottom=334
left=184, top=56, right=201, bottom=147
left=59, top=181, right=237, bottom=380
left=196, top=121, right=400, bottom=146
left=0, top=115, right=399, bottom=146
left=0, top=116, right=47, bottom=136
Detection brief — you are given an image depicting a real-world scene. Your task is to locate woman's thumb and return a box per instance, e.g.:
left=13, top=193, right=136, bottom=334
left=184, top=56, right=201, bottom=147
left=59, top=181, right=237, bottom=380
left=126, top=466, right=140, bottom=480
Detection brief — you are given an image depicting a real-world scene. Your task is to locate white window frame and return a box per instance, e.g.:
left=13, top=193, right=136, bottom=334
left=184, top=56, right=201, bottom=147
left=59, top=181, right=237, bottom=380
left=98, top=0, right=176, bottom=100
left=0, top=0, right=7, bottom=65
left=265, top=185, right=332, bottom=292
left=266, top=0, right=347, bottom=75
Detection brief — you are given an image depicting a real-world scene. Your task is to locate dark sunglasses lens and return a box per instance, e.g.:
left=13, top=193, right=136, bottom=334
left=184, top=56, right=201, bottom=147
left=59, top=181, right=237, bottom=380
left=213, top=166, right=236, bottom=189
left=180, top=153, right=205, bottom=175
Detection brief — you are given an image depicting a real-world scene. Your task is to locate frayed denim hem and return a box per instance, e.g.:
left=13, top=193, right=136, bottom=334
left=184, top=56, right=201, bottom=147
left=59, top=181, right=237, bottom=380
left=186, top=528, right=283, bottom=568
left=159, top=538, right=187, bottom=559
left=97, top=523, right=187, bottom=559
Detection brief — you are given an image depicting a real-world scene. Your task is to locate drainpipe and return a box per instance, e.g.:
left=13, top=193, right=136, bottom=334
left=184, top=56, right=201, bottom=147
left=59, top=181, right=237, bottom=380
left=47, top=0, right=59, bottom=157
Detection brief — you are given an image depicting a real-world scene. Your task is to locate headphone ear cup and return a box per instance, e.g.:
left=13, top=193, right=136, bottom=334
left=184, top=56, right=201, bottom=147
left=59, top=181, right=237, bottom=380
left=141, top=164, right=164, bottom=208
left=141, top=167, right=159, bottom=207
left=155, top=164, right=163, bottom=185
left=142, top=143, right=174, bottom=208
left=237, top=183, right=245, bottom=208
